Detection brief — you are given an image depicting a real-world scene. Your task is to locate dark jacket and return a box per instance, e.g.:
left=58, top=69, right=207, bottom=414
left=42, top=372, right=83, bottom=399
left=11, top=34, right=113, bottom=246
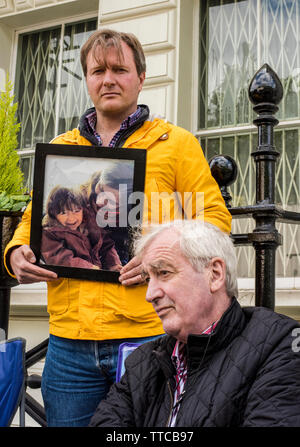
left=90, top=298, right=300, bottom=427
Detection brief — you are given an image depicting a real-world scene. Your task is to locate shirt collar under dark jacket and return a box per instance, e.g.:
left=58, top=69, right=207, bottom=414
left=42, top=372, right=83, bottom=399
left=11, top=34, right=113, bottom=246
left=152, top=297, right=246, bottom=379
left=78, top=104, right=150, bottom=147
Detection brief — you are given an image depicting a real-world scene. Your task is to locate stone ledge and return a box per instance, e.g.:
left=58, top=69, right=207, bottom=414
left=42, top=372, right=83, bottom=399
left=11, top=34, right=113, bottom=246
left=99, top=0, right=176, bottom=23
left=0, top=0, right=98, bottom=26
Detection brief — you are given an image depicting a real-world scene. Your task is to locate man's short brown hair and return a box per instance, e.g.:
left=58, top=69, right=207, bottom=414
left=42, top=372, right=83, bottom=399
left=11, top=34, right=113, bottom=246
left=80, top=28, right=146, bottom=76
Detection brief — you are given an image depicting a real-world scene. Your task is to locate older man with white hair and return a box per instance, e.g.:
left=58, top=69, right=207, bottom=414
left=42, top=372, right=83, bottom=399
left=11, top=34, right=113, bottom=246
left=90, top=220, right=300, bottom=427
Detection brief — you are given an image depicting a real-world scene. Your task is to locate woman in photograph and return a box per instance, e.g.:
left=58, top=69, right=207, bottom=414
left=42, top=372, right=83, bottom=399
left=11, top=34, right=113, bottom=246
left=41, top=185, right=122, bottom=271
left=81, top=162, right=134, bottom=265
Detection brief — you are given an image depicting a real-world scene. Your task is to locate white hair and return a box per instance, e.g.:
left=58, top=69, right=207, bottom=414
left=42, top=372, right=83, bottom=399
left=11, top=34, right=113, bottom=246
left=134, top=220, right=238, bottom=298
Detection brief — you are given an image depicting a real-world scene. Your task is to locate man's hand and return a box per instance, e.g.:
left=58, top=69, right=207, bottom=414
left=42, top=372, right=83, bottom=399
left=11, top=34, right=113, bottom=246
left=110, top=264, right=122, bottom=272
left=9, top=245, right=58, bottom=284
left=119, top=256, right=145, bottom=286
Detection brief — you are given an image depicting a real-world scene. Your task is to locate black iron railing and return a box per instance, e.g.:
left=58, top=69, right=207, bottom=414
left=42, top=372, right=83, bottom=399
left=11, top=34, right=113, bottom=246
left=209, top=64, right=300, bottom=309
left=0, top=63, right=300, bottom=426
left=0, top=210, right=22, bottom=338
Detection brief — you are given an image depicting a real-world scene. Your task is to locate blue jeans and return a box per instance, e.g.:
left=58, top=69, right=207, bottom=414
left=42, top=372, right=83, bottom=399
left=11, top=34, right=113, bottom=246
left=41, top=333, right=162, bottom=427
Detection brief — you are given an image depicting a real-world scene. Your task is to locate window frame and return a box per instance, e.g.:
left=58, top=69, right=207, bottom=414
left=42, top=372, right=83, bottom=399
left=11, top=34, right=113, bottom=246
left=194, top=0, right=300, bottom=139
left=192, top=0, right=300, bottom=289
left=11, top=11, right=98, bottom=159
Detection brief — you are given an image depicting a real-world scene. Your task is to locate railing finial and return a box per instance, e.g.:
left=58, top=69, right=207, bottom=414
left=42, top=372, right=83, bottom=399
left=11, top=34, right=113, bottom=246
left=248, top=63, right=283, bottom=107
left=209, top=155, right=237, bottom=208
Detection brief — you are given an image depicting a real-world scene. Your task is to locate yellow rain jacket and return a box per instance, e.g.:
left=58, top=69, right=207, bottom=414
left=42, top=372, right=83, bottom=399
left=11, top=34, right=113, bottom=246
left=4, top=117, right=231, bottom=340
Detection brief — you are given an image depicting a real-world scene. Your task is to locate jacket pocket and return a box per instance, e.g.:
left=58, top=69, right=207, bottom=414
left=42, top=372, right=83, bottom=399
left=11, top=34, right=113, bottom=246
left=47, top=278, right=70, bottom=315
left=120, top=284, right=158, bottom=322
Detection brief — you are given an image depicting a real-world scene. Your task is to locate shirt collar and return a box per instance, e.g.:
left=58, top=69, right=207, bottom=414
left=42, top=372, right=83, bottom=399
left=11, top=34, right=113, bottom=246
left=171, top=320, right=219, bottom=365
left=85, top=106, right=142, bottom=145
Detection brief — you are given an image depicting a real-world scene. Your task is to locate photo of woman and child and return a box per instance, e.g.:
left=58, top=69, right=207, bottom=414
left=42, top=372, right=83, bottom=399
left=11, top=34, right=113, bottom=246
left=40, top=161, right=134, bottom=272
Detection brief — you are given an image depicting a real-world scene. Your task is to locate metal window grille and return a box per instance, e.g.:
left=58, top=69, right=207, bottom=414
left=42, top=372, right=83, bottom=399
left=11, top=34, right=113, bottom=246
left=15, top=18, right=97, bottom=190
left=197, top=0, right=300, bottom=279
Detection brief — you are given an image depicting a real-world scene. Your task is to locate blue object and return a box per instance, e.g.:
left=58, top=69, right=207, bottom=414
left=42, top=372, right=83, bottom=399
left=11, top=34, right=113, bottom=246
left=0, top=338, right=26, bottom=427
left=42, top=334, right=157, bottom=426
left=116, top=342, right=141, bottom=382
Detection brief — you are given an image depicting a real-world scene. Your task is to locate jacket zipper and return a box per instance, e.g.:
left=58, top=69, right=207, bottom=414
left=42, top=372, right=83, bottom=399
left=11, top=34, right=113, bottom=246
left=114, top=118, right=148, bottom=147
left=165, top=380, right=174, bottom=427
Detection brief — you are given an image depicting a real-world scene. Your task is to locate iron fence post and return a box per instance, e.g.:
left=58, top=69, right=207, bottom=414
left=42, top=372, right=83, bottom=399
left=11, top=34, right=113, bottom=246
left=248, top=64, right=283, bottom=309
left=0, top=212, right=21, bottom=338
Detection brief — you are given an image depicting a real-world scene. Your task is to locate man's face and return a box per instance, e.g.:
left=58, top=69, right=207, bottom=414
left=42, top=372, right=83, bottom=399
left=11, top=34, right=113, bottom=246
left=142, top=229, right=215, bottom=343
left=85, top=41, right=145, bottom=120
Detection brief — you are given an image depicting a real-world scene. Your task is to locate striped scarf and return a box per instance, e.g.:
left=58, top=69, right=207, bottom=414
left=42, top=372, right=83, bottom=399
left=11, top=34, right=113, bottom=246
left=169, top=320, right=218, bottom=427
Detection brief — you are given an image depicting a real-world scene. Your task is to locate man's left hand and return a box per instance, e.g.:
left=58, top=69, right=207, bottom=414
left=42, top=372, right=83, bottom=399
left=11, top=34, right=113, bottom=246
left=119, top=256, right=145, bottom=286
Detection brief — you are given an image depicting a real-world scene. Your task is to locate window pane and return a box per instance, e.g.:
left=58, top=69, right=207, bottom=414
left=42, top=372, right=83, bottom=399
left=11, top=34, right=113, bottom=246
left=198, top=0, right=300, bottom=280
left=276, top=222, right=300, bottom=277
left=199, top=0, right=257, bottom=129
left=275, top=129, right=300, bottom=208
left=58, top=19, right=97, bottom=134
left=201, top=130, right=300, bottom=279
left=19, top=156, right=32, bottom=193
left=261, top=0, right=300, bottom=120
left=275, top=129, right=300, bottom=278
left=201, top=133, right=255, bottom=208
left=16, top=27, right=61, bottom=149
left=204, top=137, right=220, bottom=161
left=15, top=18, right=97, bottom=190
left=198, top=0, right=300, bottom=129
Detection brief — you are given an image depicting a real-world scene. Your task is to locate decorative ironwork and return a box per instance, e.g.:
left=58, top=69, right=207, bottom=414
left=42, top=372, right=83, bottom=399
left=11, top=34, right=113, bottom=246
left=210, top=63, right=300, bottom=309
left=209, top=154, right=237, bottom=208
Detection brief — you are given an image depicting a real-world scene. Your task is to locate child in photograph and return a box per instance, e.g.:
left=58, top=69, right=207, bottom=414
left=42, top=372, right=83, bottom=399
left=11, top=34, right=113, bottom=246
left=41, top=186, right=122, bottom=271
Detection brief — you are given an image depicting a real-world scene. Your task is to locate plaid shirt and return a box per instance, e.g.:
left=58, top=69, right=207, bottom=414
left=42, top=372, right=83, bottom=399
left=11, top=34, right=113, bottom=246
left=85, top=107, right=142, bottom=147
left=169, top=321, right=219, bottom=427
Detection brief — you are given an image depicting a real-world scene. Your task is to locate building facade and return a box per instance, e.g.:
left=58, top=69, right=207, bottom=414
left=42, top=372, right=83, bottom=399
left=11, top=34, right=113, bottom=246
left=0, top=0, right=299, bottom=425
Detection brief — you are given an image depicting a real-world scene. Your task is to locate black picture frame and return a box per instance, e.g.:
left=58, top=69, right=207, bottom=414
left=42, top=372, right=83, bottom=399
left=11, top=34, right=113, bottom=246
left=30, top=143, right=146, bottom=283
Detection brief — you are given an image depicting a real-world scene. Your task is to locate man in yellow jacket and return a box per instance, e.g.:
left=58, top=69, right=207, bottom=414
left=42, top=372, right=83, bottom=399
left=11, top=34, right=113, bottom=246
left=5, top=29, right=231, bottom=426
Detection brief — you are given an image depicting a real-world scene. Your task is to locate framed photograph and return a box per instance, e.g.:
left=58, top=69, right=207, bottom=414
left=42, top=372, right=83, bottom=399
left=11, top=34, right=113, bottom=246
left=30, top=143, right=146, bottom=282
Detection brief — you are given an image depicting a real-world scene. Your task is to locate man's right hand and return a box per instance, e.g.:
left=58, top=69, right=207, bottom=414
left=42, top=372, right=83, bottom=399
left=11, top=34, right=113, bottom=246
left=9, top=245, right=58, bottom=284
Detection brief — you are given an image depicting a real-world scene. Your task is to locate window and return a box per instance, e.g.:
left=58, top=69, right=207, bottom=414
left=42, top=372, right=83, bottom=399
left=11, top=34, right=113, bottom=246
left=14, top=18, right=97, bottom=190
left=197, top=0, right=300, bottom=279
